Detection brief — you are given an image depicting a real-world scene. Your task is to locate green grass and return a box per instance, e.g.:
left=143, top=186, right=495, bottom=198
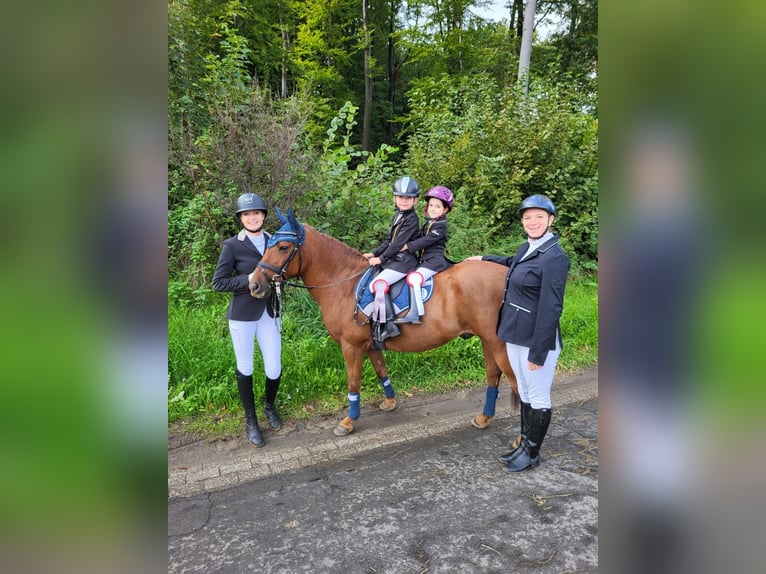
left=169, top=274, right=598, bottom=436
left=558, top=273, right=599, bottom=370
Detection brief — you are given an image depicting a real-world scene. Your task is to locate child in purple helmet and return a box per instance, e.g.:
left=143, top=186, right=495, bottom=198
left=395, top=185, right=454, bottom=324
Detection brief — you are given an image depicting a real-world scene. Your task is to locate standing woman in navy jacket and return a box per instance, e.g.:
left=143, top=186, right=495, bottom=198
left=212, top=193, right=283, bottom=448
left=466, top=195, right=570, bottom=472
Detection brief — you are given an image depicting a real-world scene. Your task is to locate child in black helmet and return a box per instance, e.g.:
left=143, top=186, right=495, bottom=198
left=362, top=177, right=421, bottom=344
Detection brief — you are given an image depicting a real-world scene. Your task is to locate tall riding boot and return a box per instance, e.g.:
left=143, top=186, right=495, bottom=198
left=236, top=370, right=264, bottom=447
left=498, top=401, right=532, bottom=464
left=382, top=294, right=400, bottom=339
left=371, top=322, right=386, bottom=349
left=263, top=376, right=283, bottom=431
left=503, top=407, right=551, bottom=473
left=373, top=295, right=400, bottom=345
left=395, top=286, right=422, bottom=324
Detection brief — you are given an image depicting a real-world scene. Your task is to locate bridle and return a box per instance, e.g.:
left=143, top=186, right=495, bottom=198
left=251, top=227, right=369, bottom=329
left=255, top=240, right=368, bottom=291
left=255, top=239, right=302, bottom=287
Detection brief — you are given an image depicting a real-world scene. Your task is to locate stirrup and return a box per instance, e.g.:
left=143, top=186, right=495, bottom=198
left=394, top=306, right=421, bottom=324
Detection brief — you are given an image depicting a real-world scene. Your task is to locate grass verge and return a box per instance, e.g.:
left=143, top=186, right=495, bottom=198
left=169, top=273, right=597, bottom=439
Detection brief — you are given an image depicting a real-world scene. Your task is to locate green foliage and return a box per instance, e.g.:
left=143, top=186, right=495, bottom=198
left=296, top=101, right=401, bottom=249
left=168, top=186, right=231, bottom=287
left=557, top=273, right=599, bottom=369
left=168, top=302, right=238, bottom=418
left=293, top=0, right=361, bottom=142
left=169, top=30, right=315, bottom=286
left=403, top=72, right=598, bottom=266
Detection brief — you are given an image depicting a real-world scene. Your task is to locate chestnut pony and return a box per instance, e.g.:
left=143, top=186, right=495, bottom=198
left=249, top=209, right=518, bottom=436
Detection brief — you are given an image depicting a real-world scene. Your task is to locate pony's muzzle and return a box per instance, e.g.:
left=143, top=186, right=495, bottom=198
left=249, top=279, right=269, bottom=298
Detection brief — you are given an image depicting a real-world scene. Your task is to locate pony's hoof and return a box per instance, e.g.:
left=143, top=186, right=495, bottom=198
left=379, top=397, right=397, bottom=412
left=333, top=416, right=354, bottom=436
left=471, top=414, right=493, bottom=429
left=510, top=434, right=522, bottom=449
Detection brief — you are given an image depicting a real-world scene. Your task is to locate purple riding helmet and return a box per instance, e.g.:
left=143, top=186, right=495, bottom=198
left=424, top=185, right=454, bottom=214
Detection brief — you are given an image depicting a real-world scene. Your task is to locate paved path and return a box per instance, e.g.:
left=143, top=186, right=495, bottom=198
left=168, top=367, right=597, bottom=499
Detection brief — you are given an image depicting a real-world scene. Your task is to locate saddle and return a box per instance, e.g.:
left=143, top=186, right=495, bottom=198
left=354, top=268, right=435, bottom=322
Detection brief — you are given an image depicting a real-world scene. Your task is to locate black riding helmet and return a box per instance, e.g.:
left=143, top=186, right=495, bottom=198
left=518, top=194, right=556, bottom=216
left=392, top=176, right=420, bottom=197
left=235, top=193, right=268, bottom=218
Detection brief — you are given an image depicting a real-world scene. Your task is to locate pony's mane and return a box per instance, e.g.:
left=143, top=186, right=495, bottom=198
left=305, top=225, right=368, bottom=263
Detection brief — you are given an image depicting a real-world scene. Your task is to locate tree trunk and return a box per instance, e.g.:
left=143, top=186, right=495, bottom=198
left=517, top=0, right=536, bottom=94
left=513, top=0, right=524, bottom=41
left=560, top=0, right=579, bottom=75
left=362, top=0, right=372, bottom=151
left=281, top=25, right=289, bottom=99
left=386, top=0, right=396, bottom=145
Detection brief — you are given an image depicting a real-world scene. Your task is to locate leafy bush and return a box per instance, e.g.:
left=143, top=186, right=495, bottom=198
left=403, top=73, right=598, bottom=267
left=295, top=101, right=402, bottom=251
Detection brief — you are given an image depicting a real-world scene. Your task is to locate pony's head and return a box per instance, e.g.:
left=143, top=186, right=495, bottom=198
left=267, top=207, right=305, bottom=248
left=249, top=207, right=305, bottom=298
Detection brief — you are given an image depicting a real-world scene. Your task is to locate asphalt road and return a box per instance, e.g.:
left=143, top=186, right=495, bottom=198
left=168, top=390, right=597, bottom=573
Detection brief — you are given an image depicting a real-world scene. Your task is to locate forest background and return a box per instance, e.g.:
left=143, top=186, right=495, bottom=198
left=168, top=0, right=598, bottom=431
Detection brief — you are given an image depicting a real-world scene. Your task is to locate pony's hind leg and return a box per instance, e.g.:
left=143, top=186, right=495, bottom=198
left=471, top=342, right=504, bottom=429
left=367, top=349, right=397, bottom=412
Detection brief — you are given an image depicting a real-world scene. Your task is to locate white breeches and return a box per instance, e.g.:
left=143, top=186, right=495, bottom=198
left=228, top=317, right=282, bottom=379
left=505, top=335, right=561, bottom=409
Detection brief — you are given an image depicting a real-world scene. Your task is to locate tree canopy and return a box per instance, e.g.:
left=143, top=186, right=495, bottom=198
left=168, top=0, right=598, bottom=286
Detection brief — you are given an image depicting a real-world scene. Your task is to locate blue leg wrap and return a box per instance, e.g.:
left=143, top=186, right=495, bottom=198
left=348, top=392, right=361, bottom=419
left=379, top=376, right=395, bottom=398
left=482, top=386, right=499, bottom=417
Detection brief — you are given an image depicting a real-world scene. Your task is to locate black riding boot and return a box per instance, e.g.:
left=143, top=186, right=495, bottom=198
left=371, top=295, right=400, bottom=347
left=263, top=376, right=283, bottom=431
left=503, top=407, right=551, bottom=473
left=383, top=294, right=400, bottom=337
left=236, top=370, right=264, bottom=447
left=498, top=401, right=532, bottom=464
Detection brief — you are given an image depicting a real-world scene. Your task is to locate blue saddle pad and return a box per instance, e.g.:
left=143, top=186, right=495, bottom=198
left=355, top=268, right=434, bottom=318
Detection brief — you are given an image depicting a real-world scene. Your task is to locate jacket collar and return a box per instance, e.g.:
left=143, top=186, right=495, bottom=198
left=518, top=234, right=559, bottom=260
left=237, top=229, right=271, bottom=255
left=535, top=233, right=559, bottom=253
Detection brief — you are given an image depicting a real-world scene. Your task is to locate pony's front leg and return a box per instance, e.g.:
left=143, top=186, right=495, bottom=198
left=367, top=349, right=397, bottom=412
left=333, top=343, right=365, bottom=437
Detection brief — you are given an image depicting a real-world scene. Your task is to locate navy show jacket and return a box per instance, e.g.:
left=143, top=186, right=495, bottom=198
left=482, top=234, right=570, bottom=366
left=407, top=216, right=451, bottom=273
left=212, top=229, right=275, bottom=321
left=372, top=208, right=421, bottom=273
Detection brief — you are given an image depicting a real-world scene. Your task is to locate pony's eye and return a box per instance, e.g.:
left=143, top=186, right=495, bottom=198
left=278, top=245, right=290, bottom=252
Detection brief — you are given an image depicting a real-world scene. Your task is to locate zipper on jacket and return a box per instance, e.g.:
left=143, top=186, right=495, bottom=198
left=508, top=302, right=532, bottom=313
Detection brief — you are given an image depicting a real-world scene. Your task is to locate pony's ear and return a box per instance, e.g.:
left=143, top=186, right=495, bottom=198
left=287, top=209, right=305, bottom=244
left=275, top=206, right=288, bottom=226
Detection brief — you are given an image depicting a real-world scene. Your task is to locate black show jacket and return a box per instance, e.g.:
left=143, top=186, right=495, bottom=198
left=482, top=235, right=570, bottom=366
left=372, top=208, right=421, bottom=273
left=407, top=216, right=451, bottom=273
left=212, top=229, right=275, bottom=321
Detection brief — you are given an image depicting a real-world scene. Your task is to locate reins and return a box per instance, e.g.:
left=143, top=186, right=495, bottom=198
left=255, top=241, right=371, bottom=331
left=284, top=266, right=369, bottom=290
left=254, top=216, right=376, bottom=331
